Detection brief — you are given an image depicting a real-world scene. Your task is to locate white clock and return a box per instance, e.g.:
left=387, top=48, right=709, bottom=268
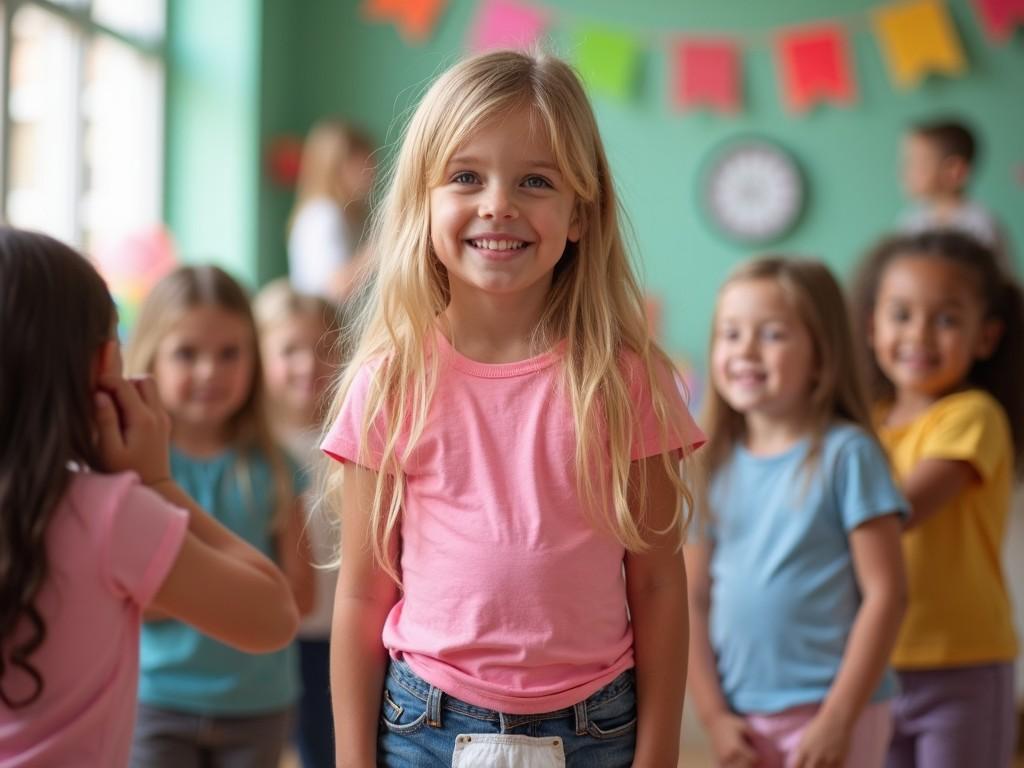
left=702, top=139, right=805, bottom=245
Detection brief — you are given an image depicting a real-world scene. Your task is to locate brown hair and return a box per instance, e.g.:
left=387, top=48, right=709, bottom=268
left=851, top=231, right=1024, bottom=472
left=911, top=118, right=976, bottom=165
left=0, top=227, right=115, bottom=708
left=704, top=256, right=876, bottom=480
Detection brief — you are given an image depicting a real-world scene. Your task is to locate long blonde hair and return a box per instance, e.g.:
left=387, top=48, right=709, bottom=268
left=703, top=257, right=876, bottom=481
left=289, top=119, right=375, bottom=238
left=324, top=50, right=695, bottom=580
left=126, top=265, right=294, bottom=531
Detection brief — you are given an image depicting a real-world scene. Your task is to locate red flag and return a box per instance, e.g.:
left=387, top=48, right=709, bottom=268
left=777, top=24, right=856, bottom=113
left=673, top=39, right=741, bottom=114
left=973, top=0, right=1024, bottom=42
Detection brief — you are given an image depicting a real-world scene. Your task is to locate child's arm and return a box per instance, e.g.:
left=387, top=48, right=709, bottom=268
left=685, top=541, right=757, bottom=768
left=624, top=453, right=689, bottom=768
left=792, top=514, right=906, bottom=768
left=95, top=376, right=299, bottom=652
left=277, top=496, right=316, bottom=617
left=900, top=458, right=977, bottom=529
left=331, top=462, right=400, bottom=768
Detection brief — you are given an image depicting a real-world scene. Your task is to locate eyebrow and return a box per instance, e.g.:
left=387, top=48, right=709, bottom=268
left=447, top=154, right=561, bottom=173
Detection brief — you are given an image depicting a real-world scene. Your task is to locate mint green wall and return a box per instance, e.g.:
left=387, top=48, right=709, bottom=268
left=167, top=0, right=1024, bottom=361
left=280, top=0, right=1024, bottom=362
left=165, top=0, right=262, bottom=285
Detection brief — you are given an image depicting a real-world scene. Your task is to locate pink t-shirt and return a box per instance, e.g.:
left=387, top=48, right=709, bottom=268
left=0, top=471, right=188, bottom=767
left=322, top=334, right=704, bottom=714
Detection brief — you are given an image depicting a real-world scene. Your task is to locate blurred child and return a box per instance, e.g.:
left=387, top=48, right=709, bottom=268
left=688, top=257, right=907, bottom=768
left=288, top=119, right=376, bottom=301
left=899, top=118, right=1013, bottom=271
left=0, top=228, right=298, bottom=767
left=254, top=278, right=341, bottom=768
left=126, top=266, right=314, bottom=768
left=323, top=50, right=705, bottom=766
left=852, top=231, right=1024, bottom=767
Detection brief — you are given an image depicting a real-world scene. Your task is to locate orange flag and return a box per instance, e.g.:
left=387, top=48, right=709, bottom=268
left=872, top=0, right=966, bottom=88
left=362, top=0, right=448, bottom=42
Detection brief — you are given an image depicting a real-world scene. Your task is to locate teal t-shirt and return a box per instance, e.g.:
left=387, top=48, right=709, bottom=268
left=139, top=447, right=301, bottom=715
left=707, top=423, right=908, bottom=715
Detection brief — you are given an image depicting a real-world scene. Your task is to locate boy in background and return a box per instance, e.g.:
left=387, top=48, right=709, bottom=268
left=900, top=118, right=1014, bottom=272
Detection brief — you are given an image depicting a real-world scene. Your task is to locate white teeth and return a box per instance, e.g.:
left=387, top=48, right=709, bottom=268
left=471, top=239, right=526, bottom=251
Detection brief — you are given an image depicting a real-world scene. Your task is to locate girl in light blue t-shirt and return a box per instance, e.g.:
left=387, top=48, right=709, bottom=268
left=687, top=257, right=908, bottom=768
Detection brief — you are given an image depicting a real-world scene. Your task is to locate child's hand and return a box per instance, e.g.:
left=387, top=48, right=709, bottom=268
left=791, top=710, right=850, bottom=768
left=94, top=374, right=172, bottom=485
left=707, top=712, right=757, bottom=768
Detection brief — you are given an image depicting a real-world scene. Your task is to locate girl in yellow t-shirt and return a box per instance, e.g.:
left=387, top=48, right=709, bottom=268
left=852, top=230, right=1024, bottom=767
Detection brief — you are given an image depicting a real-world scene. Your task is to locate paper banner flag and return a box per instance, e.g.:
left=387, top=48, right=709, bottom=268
left=470, top=0, right=548, bottom=52
left=872, top=0, right=965, bottom=88
left=673, top=39, right=741, bottom=113
left=973, top=0, right=1024, bottom=42
left=574, top=26, right=641, bottom=101
left=776, top=24, right=856, bottom=113
left=362, top=0, right=448, bottom=42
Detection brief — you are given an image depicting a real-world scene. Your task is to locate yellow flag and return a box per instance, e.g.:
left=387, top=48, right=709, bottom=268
left=872, top=0, right=966, bottom=88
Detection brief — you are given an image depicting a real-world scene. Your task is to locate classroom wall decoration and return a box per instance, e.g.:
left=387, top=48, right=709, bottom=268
left=361, top=0, right=1023, bottom=115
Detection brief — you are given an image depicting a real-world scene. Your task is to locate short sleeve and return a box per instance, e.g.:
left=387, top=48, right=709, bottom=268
left=833, top=430, right=909, bottom=532
left=626, top=353, right=706, bottom=461
left=919, top=392, right=1010, bottom=483
left=100, top=479, right=188, bottom=607
left=321, top=360, right=388, bottom=469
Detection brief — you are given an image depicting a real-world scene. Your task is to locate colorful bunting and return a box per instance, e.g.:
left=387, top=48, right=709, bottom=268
left=470, top=0, right=548, bottom=52
left=872, top=0, right=966, bottom=87
left=973, top=0, right=1024, bottom=42
left=673, top=39, right=741, bottom=114
left=777, top=24, right=856, bottom=113
left=573, top=26, right=641, bottom=101
left=362, top=0, right=448, bottom=43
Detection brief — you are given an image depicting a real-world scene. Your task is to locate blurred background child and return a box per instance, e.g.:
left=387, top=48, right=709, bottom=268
left=899, top=119, right=1014, bottom=271
left=125, top=265, right=314, bottom=768
left=688, top=257, right=907, bottom=768
left=254, top=278, right=343, bottom=768
left=288, top=119, right=377, bottom=301
left=852, top=231, right=1024, bottom=767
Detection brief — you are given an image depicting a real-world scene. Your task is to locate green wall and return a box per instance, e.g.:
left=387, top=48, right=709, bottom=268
left=169, top=0, right=1024, bottom=361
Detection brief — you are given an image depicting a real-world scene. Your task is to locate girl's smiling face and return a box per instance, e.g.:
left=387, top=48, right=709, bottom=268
left=870, top=255, right=998, bottom=401
left=428, top=108, right=580, bottom=310
left=711, top=278, right=816, bottom=422
left=152, top=305, right=256, bottom=432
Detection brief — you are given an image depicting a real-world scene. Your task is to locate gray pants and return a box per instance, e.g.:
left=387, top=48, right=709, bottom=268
left=130, top=703, right=292, bottom=768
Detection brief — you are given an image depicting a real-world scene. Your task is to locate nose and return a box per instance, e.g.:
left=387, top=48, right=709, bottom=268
left=477, top=184, right=517, bottom=220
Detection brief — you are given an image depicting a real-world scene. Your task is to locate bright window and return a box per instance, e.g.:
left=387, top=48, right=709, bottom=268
left=1, top=0, right=165, bottom=254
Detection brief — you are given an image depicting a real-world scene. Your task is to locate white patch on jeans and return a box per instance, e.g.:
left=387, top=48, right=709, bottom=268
left=450, top=733, right=566, bottom=767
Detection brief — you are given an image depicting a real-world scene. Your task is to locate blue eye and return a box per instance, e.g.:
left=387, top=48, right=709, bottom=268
left=452, top=172, right=478, bottom=185
left=523, top=175, right=552, bottom=189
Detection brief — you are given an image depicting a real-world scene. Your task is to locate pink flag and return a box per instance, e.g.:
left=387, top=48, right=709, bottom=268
left=777, top=24, right=857, bottom=113
left=470, top=0, right=548, bottom=52
left=673, top=39, right=741, bottom=114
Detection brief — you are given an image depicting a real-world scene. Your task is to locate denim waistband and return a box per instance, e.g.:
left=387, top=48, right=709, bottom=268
left=386, top=659, right=635, bottom=726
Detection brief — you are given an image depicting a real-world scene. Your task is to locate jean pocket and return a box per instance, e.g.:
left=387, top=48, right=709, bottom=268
left=379, top=680, right=429, bottom=735
left=585, top=680, right=638, bottom=740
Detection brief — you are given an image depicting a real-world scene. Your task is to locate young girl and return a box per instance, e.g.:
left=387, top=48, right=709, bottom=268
left=254, top=278, right=342, bottom=768
left=688, top=257, right=908, bottom=768
left=320, top=50, right=704, bottom=766
left=125, top=266, right=315, bottom=768
left=0, top=227, right=298, bottom=767
left=288, top=119, right=376, bottom=301
left=851, top=231, right=1024, bottom=767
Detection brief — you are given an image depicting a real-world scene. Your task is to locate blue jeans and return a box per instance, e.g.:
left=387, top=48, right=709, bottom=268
left=377, top=660, right=636, bottom=767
